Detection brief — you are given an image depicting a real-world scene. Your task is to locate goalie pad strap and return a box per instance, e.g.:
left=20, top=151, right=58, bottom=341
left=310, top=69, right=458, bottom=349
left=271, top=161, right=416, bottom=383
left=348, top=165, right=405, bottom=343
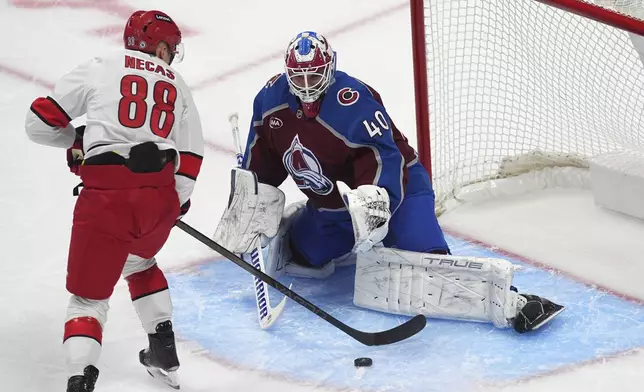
left=353, top=247, right=520, bottom=328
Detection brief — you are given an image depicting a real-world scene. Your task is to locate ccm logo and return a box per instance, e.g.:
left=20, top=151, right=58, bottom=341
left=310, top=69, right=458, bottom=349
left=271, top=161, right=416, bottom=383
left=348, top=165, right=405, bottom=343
left=269, top=117, right=283, bottom=129
left=250, top=249, right=269, bottom=320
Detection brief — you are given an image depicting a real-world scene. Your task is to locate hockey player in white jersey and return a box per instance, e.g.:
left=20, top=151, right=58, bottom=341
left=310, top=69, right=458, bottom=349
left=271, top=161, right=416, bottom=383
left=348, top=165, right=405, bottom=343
left=24, top=10, right=203, bottom=391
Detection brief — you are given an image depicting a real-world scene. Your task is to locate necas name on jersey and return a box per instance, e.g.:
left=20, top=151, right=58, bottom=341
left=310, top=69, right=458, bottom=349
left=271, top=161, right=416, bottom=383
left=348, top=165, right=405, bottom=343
left=125, top=55, right=175, bottom=80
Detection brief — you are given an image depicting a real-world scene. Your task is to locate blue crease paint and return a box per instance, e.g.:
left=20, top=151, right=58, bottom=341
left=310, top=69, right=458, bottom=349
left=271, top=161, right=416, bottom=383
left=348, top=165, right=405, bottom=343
left=167, top=235, right=644, bottom=391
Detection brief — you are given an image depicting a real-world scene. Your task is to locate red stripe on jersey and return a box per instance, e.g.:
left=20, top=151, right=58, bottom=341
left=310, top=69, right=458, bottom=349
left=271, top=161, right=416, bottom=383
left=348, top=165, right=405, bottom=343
left=176, top=151, right=203, bottom=180
left=64, top=317, right=103, bottom=344
left=125, top=264, right=169, bottom=301
left=30, top=96, right=72, bottom=128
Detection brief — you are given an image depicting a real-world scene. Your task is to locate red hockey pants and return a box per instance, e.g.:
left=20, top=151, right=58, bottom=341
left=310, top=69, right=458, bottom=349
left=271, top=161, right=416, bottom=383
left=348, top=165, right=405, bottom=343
left=66, top=163, right=180, bottom=300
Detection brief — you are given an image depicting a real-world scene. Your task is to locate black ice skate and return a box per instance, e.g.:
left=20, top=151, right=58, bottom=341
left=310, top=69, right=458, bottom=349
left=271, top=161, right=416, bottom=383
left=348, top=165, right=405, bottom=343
left=139, top=320, right=180, bottom=389
left=513, top=294, right=565, bottom=333
left=66, top=365, right=99, bottom=392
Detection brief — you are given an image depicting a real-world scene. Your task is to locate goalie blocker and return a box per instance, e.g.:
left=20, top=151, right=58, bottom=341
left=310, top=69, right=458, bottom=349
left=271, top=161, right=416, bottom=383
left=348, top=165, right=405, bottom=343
left=214, top=169, right=564, bottom=333
left=213, top=168, right=333, bottom=279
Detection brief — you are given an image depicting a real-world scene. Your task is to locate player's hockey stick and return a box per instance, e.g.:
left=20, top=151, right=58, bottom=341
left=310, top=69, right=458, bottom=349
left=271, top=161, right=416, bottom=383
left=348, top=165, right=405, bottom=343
left=175, top=219, right=427, bottom=346
left=228, top=112, right=288, bottom=329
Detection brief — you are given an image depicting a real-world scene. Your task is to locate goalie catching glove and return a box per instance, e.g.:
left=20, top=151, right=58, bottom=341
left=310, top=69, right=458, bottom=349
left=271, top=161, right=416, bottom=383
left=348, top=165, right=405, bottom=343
left=336, top=181, right=391, bottom=253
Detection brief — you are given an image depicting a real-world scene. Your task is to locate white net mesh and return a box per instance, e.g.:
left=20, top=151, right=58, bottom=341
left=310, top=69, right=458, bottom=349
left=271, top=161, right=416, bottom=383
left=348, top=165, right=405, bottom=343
left=593, top=0, right=644, bottom=19
left=423, top=0, right=644, bottom=211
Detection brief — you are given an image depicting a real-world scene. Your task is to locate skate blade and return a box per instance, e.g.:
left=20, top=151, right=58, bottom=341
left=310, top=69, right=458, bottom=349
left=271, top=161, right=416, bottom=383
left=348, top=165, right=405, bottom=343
left=532, top=305, right=565, bottom=331
left=146, top=367, right=180, bottom=390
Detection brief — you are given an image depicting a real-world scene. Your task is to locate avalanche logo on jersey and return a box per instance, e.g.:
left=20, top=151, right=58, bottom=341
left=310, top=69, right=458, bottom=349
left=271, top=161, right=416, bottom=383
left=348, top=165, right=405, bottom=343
left=337, top=87, right=359, bottom=106
left=282, top=135, right=333, bottom=195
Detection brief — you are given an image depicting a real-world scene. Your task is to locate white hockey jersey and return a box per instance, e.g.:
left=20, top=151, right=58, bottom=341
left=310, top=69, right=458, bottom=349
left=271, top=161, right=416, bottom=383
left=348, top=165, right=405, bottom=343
left=25, top=49, right=204, bottom=205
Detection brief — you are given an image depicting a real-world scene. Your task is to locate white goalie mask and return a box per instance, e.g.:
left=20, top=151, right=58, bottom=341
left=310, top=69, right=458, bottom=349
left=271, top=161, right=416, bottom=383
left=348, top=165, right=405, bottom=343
left=284, top=31, right=336, bottom=107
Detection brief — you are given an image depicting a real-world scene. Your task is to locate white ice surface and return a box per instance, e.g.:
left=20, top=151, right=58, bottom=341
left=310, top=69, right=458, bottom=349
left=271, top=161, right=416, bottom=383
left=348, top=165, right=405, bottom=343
left=2, top=1, right=644, bottom=391
left=441, top=189, right=644, bottom=392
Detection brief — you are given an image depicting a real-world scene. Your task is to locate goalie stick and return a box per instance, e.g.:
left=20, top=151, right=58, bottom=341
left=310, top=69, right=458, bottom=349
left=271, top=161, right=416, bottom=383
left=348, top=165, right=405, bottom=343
left=175, top=220, right=427, bottom=346
left=228, top=112, right=288, bottom=329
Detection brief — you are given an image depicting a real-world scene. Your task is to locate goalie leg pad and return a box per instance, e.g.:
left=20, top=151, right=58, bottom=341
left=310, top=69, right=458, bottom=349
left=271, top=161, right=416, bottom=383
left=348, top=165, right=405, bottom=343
left=213, top=168, right=285, bottom=254
left=353, top=247, right=520, bottom=328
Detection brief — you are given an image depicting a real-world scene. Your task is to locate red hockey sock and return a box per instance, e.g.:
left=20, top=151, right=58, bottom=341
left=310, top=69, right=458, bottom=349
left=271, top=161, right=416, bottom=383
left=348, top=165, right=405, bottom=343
left=126, top=265, right=173, bottom=334
left=64, top=316, right=102, bottom=344
left=63, top=317, right=102, bottom=377
left=125, top=264, right=169, bottom=301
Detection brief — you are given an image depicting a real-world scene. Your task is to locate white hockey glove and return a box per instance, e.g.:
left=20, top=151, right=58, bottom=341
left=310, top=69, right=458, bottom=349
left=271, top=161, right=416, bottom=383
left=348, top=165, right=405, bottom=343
left=213, top=168, right=285, bottom=254
left=336, top=181, right=391, bottom=253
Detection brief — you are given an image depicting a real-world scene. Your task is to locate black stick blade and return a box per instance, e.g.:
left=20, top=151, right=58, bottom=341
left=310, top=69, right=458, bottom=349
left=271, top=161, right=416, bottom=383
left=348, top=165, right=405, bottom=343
left=353, top=314, right=427, bottom=346
left=175, top=220, right=428, bottom=346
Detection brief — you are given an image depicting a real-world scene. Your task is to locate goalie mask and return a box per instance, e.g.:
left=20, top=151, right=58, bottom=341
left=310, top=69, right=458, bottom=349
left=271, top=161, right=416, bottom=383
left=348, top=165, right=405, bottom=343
left=284, top=31, right=336, bottom=118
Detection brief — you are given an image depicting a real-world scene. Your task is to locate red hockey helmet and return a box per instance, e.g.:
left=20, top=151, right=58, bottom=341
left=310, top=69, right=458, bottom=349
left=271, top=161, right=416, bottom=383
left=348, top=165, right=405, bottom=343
left=123, top=10, right=184, bottom=64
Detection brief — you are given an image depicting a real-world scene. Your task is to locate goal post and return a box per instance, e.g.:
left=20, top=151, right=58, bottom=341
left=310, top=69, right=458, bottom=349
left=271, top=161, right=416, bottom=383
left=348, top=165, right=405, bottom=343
left=410, top=0, right=433, bottom=177
left=411, top=0, right=644, bottom=214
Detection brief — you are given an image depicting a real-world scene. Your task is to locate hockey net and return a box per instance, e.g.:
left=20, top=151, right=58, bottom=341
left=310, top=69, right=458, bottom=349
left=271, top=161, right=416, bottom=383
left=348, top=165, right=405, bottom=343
left=412, top=0, right=644, bottom=214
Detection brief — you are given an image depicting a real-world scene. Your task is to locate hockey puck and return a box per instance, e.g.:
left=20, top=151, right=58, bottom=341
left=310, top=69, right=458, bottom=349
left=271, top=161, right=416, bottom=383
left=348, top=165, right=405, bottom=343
left=354, top=357, right=373, bottom=367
